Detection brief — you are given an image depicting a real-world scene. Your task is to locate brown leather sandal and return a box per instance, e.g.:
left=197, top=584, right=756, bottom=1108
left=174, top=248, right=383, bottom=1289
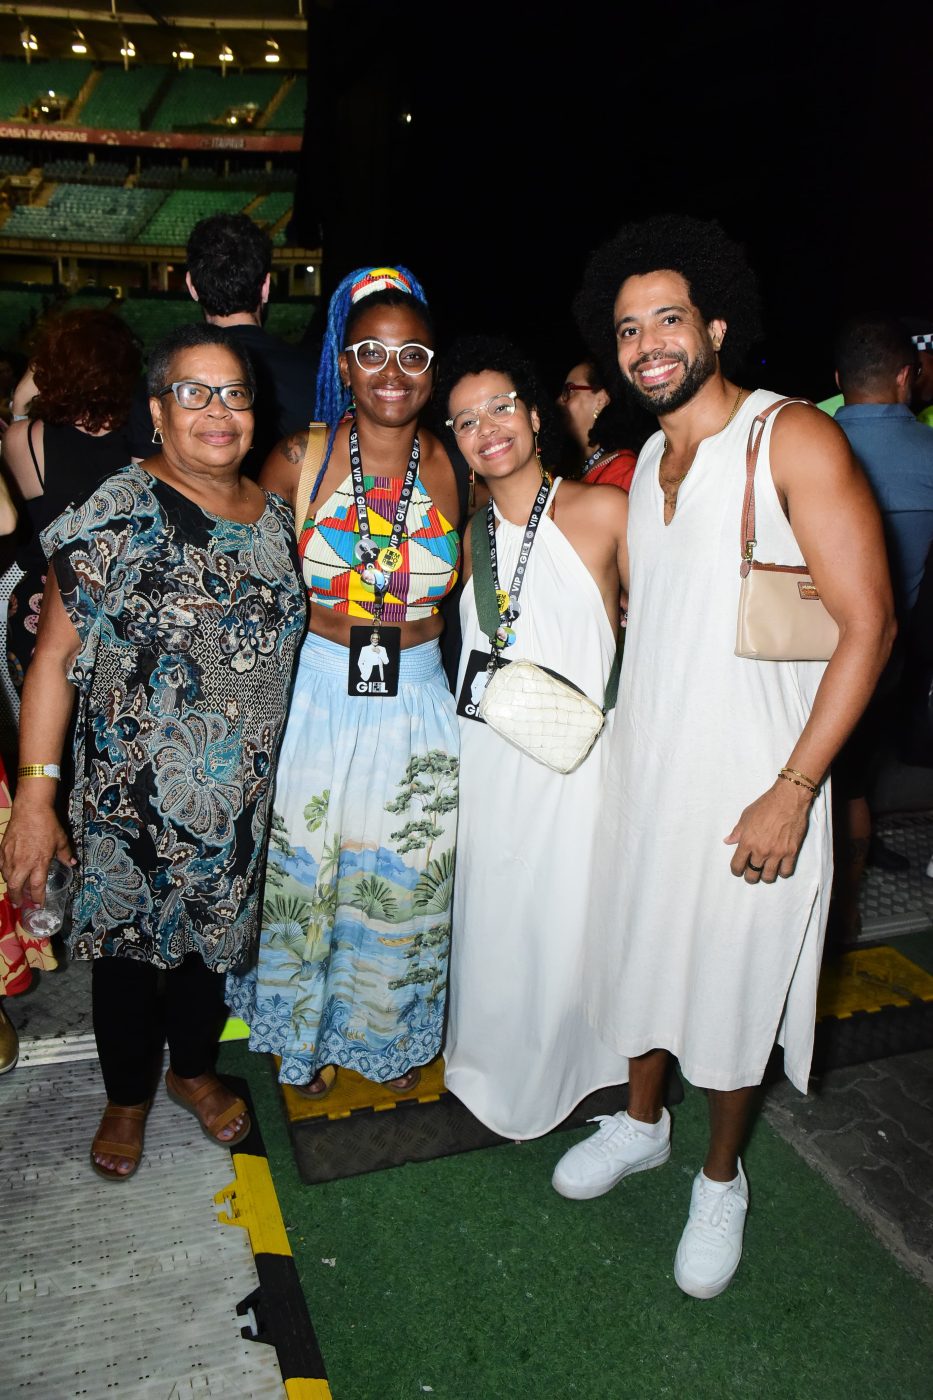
left=293, top=1064, right=337, bottom=1101
left=90, top=1100, right=150, bottom=1181
left=164, top=1069, right=251, bottom=1147
left=386, top=1067, right=421, bottom=1094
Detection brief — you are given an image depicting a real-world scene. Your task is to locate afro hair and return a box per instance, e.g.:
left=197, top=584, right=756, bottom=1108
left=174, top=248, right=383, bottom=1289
left=435, top=334, right=564, bottom=467
left=574, top=214, right=762, bottom=390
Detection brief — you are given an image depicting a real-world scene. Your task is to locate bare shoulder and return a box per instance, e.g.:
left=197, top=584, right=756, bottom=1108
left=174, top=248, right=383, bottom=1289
left=3, top=417, right=42, bottom=496
left=558, top=478, right=628, bottom=534
left=416, top=427, right=460, bottom=515
left=258, top=429, right=308, bottom=505
left=2, top=416, right=28, bottom=460
left=418, top=426, right=457, bottom=482
left=277, top=428, right=311, bottom=469
left=460, top=514, right=475, bottom=582
left=770, top=402, right=854, bottom=477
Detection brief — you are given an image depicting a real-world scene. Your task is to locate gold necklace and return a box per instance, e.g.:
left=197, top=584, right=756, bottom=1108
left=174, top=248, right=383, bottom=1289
left=660, top=386, right=746, bottom=485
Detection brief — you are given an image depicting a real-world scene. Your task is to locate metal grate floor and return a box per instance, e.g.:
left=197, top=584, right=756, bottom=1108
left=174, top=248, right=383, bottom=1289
left=856, top=813, right=933, bottom=940
left=1, top=1057, right=286, bottom=1398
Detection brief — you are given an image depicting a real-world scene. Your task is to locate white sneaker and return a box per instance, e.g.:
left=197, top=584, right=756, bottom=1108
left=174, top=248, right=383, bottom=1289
left=551, top=1109, right=671, bottom=1200
left=673, top=1160, right=749, bottom=1299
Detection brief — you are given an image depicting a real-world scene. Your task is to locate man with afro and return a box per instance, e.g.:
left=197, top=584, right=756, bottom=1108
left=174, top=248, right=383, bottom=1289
left=551, top=214, right=894, bottom=1299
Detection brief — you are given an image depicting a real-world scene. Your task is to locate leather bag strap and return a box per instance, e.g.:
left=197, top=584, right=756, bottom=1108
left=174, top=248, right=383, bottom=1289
left=295, top=422, right=329, bottom=531
left=740, top=397, right=811, bottom=572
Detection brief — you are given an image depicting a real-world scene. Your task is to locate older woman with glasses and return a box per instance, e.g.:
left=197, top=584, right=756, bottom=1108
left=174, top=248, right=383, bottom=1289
left=0, top=323, right=306, bottom=1178
left=227, top=267, right=461, bottom=1100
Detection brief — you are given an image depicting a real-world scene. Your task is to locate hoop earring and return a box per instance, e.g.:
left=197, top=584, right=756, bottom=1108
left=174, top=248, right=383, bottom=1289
left=534, top=429, right=548, bottom=482
left=468, top=465, right=475, bottom=511
left=152, top=427, right=163, bottom=445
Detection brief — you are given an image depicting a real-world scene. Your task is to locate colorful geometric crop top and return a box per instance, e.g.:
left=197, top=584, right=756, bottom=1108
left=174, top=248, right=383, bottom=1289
left=299, top=473, right=460, bottom=622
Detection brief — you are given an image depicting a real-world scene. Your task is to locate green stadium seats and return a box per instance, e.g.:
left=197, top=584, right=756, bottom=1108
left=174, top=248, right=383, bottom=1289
left=117, top=297, right=198, bottom=350
left=136, top=189, right=254, bottom=245
left=251, top=192, right=293, bottom=227
left=265, top=78, right=307, bottom=132
left=44, top=158, right=129, bottom=185
left=235, top=167, right=296, bottom=190
left=0, top=58, right=93, bottom=121
left=0, top=185, right=165, bottom=243
left=79, top=66, right=167, bottom=131
left=264, top=301, right=315, bottom=344
left=0, top=286, right=52, bottom=344
left=149, top=71, right=282, bottom=132
left=138, top=166, right=219, bottom=188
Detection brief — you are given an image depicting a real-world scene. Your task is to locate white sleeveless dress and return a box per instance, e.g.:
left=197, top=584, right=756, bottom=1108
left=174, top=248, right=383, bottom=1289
left=444, top=479, right=630, bottom=1139
left=585, top=390, right=832, bottom=1093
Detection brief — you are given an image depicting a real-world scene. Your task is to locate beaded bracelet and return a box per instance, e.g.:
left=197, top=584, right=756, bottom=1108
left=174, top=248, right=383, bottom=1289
left=778, top=766, right=818, bottom=795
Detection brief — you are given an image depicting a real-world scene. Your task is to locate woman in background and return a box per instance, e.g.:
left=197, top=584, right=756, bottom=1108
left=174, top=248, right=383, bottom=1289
left=1, top=310, right=140, bottom=705
left=558, top=358, right=645, bottom=490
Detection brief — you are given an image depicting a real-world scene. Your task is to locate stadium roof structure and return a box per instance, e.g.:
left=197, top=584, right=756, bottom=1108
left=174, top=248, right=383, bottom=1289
left=0, top=3, right=307, bottom=70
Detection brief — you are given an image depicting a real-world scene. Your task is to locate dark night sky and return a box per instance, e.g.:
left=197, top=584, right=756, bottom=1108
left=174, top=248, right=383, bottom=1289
left=296, top=2, right=932, bottom=400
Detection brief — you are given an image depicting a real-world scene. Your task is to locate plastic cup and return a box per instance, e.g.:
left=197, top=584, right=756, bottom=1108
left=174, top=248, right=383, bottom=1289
left=21, top=859, right=74, bottom=936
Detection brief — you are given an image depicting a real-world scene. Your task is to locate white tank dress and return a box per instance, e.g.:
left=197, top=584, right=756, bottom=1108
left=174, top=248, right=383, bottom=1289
left=585, top=391, right=832, bottom=1093
left=444, top=479, right=630, bottom=1139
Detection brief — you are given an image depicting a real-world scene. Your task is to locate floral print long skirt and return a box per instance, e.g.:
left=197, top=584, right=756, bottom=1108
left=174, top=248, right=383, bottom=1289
left=227, top=633, right=459, bottom=1085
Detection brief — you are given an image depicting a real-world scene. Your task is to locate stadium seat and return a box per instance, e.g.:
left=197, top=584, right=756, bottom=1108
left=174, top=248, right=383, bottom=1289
left=79, top=66, right=168, bottom=132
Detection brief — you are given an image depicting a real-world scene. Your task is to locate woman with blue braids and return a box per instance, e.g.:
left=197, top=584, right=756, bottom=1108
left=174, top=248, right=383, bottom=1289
left=227, top=267, right=461, bottom=1097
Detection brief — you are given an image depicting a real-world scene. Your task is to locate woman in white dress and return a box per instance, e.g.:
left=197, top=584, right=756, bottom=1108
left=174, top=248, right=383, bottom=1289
left=439, top=338, right=629, bottom=1139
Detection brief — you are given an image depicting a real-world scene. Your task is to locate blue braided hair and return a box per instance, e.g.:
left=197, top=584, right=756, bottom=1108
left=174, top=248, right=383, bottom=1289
left=313, top=264, right=429, bottom=426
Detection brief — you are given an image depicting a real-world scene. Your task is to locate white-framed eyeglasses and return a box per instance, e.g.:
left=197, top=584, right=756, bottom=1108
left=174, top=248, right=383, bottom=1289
left=344, top=339, right=435, bottom=376
left=158, top=380, right=254, bottom=410
left=446, top=391, right=518, bottom=437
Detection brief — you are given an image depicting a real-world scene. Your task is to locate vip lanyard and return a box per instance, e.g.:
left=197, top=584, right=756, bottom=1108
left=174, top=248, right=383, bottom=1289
left=484, top=473, right=551, bottom=651
left=582, top=447, right=606, bottom=478
left=349, top=423, right=419, bottom=626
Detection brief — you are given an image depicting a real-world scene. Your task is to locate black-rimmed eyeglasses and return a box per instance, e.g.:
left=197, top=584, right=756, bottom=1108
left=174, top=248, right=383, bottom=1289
left=158, top=380, right=255, bottom=411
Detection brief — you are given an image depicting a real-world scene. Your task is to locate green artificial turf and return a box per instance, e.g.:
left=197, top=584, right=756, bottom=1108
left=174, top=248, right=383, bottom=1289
left=219, top=1042, right=933, bottom=1400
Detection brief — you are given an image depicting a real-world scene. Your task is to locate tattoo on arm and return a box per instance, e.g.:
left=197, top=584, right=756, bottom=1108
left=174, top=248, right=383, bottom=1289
left=283, top=433, right=308, bottom=467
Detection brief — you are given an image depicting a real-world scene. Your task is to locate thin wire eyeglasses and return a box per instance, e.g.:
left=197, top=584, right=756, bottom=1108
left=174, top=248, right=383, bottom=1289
left=158, top=380, right=254, bottom=410
left=446, top=391, right=518, bottom=437
left=344, top=340, right=435, bottom=376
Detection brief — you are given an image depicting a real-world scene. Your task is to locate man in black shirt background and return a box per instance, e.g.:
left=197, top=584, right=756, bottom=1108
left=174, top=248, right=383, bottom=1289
left=129, top=213, right=317, bottom=478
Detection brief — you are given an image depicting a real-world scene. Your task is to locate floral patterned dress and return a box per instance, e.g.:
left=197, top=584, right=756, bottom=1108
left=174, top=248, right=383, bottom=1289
left=42, top=466, right=306, bottom=972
